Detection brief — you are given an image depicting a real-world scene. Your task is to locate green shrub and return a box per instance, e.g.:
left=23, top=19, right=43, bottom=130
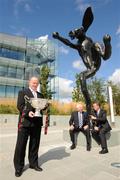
left=0, top=105, right=18, bottom=114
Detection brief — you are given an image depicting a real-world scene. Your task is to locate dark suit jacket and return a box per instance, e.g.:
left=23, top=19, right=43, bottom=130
left=69, top=111, right=89, bottom=129
left=92, top=109, right=112, bottom=131
left=17, top=88, right=44, bottom=127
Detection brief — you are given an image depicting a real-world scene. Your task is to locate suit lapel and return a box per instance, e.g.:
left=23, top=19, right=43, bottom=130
left=97, top=109, right=102, bottom=117
left=26, top=88, right=34, bottom=98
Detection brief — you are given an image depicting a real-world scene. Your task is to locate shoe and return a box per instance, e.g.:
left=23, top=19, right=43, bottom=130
left=70, top=144, right=76, bottom=150
left=15, top=169, right=22, bottom=177
left=29, top=165, right=43, bottom=171
left=99, top=148, right=108, bottom=154
left=87, top=146, right=91, bottom=151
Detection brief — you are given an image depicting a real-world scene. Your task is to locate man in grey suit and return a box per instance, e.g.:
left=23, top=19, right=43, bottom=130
left=90, top=102, right=112, bottom=154
left=69, top=103, right=91, bottom=151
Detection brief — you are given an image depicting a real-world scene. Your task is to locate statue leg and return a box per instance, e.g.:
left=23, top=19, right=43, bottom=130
left=79, top=72, right=91, bottom=114
left=79, top=66, right=97, bottom=114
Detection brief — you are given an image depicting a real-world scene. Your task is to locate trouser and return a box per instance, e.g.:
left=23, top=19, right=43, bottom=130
left=13, top=126, right=41, bottom=171
left=92, top=128, right=109, bottom=149
left=69, top=127, right=91, bottom=148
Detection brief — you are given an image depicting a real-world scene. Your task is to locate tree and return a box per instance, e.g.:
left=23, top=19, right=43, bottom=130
left=72, top=75, right=106, bottom=106
left=87, top=77, right=106, bottom=105
left=72, top=73, right=84, bottom=102
left=39, top=65, right=52, bottom=99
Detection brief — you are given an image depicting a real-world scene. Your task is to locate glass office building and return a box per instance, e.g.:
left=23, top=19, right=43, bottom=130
left=0, top=33, right=58, bottom=99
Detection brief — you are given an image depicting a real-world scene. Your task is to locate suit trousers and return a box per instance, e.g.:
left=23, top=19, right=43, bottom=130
left=92, top=128, right=109, bottom=149
left=69, top=127, right=91, bottom=148
left=13, top=126, right=41, bottom=171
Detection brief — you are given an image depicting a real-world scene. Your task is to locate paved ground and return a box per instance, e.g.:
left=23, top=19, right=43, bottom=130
left=0, top=122, right=120, bottom=180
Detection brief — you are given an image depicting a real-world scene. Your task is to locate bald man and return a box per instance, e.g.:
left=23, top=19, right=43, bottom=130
left=69, top=103, right=91, bottom=150
left=13, top=77, right=45, bottom=177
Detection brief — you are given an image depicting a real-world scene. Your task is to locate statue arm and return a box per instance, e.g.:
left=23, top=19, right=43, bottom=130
left=94, top=35, right=112, bottom=60
left=53, top=32, right=77, bottom=49
left=102, top=35, right=112, bottom=60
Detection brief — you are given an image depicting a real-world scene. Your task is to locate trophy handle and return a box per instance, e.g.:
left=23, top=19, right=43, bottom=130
left=24, top=95, right=31, bottom=104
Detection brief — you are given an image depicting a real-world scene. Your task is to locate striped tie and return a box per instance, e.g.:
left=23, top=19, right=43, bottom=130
left=78, top=112, right=83, bottom=128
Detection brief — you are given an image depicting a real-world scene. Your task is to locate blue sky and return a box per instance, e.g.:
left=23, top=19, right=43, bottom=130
left=0, top=0, right=120, bottom=101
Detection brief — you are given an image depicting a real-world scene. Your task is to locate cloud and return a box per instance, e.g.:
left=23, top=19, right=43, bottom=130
left=116, top=25, right=120, bottom=36
left=108, top=69, right=120, bottom=85
left=72, top=59, right=86, bottom=71
left=9, top=25, right=30, bottom=36
left=75, top=0, right=91, bottom=13
left=58, top=98, right=73, bottom=103
left=24, top=3, right=32, bottom=12
left=75, top=0, right=112, bottom=13
left=14, top=27, right=30, bottom=36
left=59, top=46, right=69, bottom=55
left=36, top=35, right=49, bottom=42
left=14, top=0, right=32, bottom=17
left=116, top=25, right=120, bottom=48
left=58, top=77, right=73, bottom=98
left=50, top=76, right=73, bottom=102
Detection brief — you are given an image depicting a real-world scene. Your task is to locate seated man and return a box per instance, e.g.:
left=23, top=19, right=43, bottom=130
left=90, top=102, right=112, bottom=154
left=69, top=103, right=91, bottom=151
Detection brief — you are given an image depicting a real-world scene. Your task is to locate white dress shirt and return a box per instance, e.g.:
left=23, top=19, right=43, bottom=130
left=29, top=87, right=37, bottom=98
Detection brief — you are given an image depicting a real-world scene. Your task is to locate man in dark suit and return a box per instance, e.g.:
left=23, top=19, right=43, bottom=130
left=69, top=103, right=91, bottom=151
left=90, top=102, right=112, bottom=154
left=13, top=77, right=47, bottom=177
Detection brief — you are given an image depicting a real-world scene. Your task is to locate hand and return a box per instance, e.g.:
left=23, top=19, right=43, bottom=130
left=29, top=111, right=35, bottom=118
left=52, top=32, right=59, bottom=39
left=90, top=115, right=97, bottom=120
left=103, top=34, right=111, bottom=43
left=94, top=126, right=99, bottom=131
left=69, top=125, right=74, bottom=131
left=83, top=125, right=89, bottom=130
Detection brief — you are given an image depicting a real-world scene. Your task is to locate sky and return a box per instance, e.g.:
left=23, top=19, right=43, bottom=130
left=0, top=0, right=120, bottom=102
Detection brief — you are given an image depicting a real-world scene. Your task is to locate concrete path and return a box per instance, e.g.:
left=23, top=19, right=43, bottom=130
left=0, top=123, right=120, bottom=180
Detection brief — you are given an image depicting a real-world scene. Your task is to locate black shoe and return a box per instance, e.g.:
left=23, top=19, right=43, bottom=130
left=99, top=148, right=108, bottom=154
left=70, top=144, right=76, bottom=150
left=15, top=170, right=22, bottom=177
left=87, top=146, right=91, bottom=151
left=29, top=165, right=43, bottom=171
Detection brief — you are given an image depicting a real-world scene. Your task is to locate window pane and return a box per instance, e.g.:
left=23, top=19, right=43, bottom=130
left=0, top=66, right=8, bottom=76
left=8, top=67, right=16, bottom=78
left=16, top=68, right=24, bottom=79
left=0, top=85, right=6, bottom=97
left=6, top=86, right=14, bottom=98
left=0, top=48, right=25, bottom=61
left=15, top=86, right=21, bottom=97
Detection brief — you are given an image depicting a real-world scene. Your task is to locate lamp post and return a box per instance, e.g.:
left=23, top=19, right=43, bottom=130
left=107, top=85, right=115, bottom=126
left=107, top=86, right=120, bottom=168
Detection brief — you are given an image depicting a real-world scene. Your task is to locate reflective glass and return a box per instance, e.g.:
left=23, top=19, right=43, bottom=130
left=0, top=66, right=8, bottom=76
left=15, top=86, right=21, bottom=97
left=0, top=48, right=25, bottom=61
left=0, top=85, right=6, bottom=97
left=6, top=85, right=14, bottom=98
left=8, top=67, right=16, bottom=78
left=16, top=68, right=24, bottom=79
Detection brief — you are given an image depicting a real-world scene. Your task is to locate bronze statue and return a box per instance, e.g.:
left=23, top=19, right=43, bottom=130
left=52, top=7, right=112, bottom=115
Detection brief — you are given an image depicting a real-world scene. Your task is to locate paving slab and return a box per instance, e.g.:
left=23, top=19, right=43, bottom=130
left=0, top=124, right=120, bottom=180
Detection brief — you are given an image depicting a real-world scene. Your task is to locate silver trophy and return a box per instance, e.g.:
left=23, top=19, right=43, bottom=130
left=24, top=95, right=48, bottom=117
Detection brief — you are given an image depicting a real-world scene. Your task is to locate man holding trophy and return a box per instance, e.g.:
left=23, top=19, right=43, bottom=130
left=13, top=76, right=49, bottom=177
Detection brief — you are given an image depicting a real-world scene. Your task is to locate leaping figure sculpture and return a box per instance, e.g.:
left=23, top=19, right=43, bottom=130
left=52, top=7, right=112, bottom=115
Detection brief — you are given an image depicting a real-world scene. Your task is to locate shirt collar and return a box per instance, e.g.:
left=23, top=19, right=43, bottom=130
left=29, top=87, right=37, bottom=93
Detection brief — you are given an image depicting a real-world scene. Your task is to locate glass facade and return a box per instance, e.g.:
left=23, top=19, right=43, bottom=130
left=0, top=33, right=58, bottom=99
left=0, top=47, right=25, bottom=61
